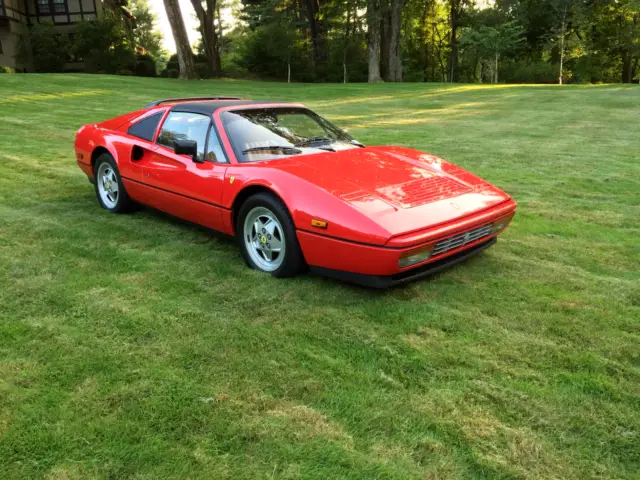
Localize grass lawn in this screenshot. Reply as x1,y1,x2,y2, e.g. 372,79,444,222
0,75,638,479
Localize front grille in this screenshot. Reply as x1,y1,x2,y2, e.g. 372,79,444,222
432,224,493,256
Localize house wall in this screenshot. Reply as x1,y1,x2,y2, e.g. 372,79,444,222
0,0,102,69
25,0,101,25
0,20,26,69
2,0,28,22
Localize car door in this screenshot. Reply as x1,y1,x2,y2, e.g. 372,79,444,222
141,110,228,232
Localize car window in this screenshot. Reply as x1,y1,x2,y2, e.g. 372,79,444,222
157,112,211,162
127,112,164,141
205,127,226,163
221,108,357,163
277,113,327,139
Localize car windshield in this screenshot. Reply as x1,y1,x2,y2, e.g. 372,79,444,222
221,107,361,163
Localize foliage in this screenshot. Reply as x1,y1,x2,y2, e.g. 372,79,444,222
241,22,313,81
134,53,158,77
131,0,168,74
16,22,70,73
460,20,525,83
0,65,15,73
74,12,135,74
130,0,164,59
503,59,559,84
210,0,640,83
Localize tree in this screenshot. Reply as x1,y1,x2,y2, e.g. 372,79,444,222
303,0,329,77
16,22,70,73
74,12,136,74
191,0,222,77
163,0,198,79
447,0,471,82
461,20,524,83
386,0,408,81
367,0,384,82
130,0,164,58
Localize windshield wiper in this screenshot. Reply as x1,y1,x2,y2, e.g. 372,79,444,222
242,145,302,155
294,136,335,148
295,136,339,152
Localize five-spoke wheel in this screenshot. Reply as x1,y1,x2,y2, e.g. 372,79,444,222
243,206,286,272
97,162,120,209
237,193,305,277
93,153,133,213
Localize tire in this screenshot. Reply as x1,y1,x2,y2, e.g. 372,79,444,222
236,193,305,278
93,153,134,213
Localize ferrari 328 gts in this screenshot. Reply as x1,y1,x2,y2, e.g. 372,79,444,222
75,97,516,288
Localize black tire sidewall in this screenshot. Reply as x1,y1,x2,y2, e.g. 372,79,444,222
236,193,305,277
93,154,131,213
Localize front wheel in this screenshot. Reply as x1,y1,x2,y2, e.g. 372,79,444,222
93,153,134,213
236,193,305,277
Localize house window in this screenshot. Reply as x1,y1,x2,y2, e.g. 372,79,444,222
38,0,67,14
53,0,66,13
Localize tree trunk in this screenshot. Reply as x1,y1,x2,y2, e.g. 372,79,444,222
303,0,328,77
190,0,221,77
559,5,566,85
386,0,405,82
494,51,499,84
448,0,460,83
622,54,633,83
380,9,391,81
163,0,197,79
367,0,383,82
216,1,223,46
343,50,347,84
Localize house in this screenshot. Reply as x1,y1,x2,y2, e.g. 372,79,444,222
0,0,103,70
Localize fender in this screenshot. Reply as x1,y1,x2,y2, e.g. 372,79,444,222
221,166,392,245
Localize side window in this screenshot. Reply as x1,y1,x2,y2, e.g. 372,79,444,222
157,112,211,162
127,112,163,141
205,127,227,163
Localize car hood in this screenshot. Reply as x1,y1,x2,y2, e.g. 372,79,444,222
272,146,512,239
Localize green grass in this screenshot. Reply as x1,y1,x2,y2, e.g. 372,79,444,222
0,75,638,479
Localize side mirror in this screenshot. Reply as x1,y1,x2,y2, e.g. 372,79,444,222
173,139,202,163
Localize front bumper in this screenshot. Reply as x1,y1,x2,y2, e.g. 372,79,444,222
310,237,497,288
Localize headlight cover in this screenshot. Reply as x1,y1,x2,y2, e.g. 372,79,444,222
491,213,515,233
399,246,433,268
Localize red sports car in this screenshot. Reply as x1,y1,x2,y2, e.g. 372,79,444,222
75,97,516,288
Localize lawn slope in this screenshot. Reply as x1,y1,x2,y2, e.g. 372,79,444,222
0,75,639,479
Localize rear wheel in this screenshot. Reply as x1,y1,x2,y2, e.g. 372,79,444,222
237,193,305,277
93,153,133,213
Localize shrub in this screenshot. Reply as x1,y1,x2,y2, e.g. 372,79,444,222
0,65,15,73
221,51,250,78
165,68,179,78
195,62,211,79
74,12,136,74
134,53,157,77
242,23,314,82
504,60,558,84
17,22,69,73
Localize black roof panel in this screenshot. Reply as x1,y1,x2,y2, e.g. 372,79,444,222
169,100,299,116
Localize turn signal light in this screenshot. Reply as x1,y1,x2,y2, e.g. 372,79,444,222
311,219,328,229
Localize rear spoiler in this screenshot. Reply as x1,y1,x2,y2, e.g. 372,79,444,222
145,97,242,108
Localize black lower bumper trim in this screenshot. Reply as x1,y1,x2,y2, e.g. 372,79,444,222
309,238,497,289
